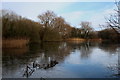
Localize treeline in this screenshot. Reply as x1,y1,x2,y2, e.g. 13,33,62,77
98,28,120,42
2,10,72,43
2,10,41,43
70,22,98,39
1,10,120,43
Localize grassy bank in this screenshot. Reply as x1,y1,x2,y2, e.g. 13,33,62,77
2,39,29,48
2,38,102,48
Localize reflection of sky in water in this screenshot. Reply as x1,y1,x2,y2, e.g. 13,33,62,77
62,47,118,78
90,48,118,66
65,49,81,65
2,42,119,78
65,47,118,66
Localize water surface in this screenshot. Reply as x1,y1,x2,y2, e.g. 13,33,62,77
2,41,119,78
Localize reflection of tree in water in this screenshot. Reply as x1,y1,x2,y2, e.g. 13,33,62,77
118,48,120,76
2,42,72,78
39,42,72,63
79,42,95,59
98,42,119,55
2,46,45,77
98,42,120,77
67,41,97,59
3,42,71,65
3,41,119,78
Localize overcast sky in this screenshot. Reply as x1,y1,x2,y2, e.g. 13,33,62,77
2,2,116,30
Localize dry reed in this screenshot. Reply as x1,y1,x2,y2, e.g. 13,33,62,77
66,38,86,41
2,39,29,48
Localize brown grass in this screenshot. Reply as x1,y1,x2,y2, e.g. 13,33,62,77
66,38,86,41
2,39,29,48
0,38,2,49
88,38,102,42
66,38,102,43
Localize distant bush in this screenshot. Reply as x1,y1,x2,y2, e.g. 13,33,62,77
98,28,119,42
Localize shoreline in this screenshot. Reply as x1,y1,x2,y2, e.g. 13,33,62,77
2,38,103,48
65,38,102,41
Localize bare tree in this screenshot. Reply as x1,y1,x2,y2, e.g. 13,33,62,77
53,17,72,39
106,1,120,34
2,10,21,21
38,11,72,40
38,11,57,41
38,10,56,28
53,17,67,37
80,21,93,39
53,17,65,30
